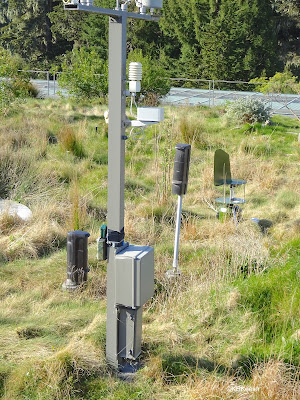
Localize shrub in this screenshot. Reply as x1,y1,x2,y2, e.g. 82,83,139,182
58,48,108,99
226,97,271,124
250,72,300,95
0,48,37,113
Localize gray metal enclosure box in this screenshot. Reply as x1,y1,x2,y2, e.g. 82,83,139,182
115,245,154,308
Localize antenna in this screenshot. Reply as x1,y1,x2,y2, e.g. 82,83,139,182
214,149,247,224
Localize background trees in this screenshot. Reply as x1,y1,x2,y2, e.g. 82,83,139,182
274,0,300,76
0,0,299,82
0,0,61,66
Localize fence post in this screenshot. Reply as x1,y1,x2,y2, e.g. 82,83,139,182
53,73,56,95
47,71,50,97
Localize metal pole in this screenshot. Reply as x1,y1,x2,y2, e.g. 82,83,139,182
173,195,183,271
53,73,56,95
63,2,161,373
47,71,50,97
106,14,127,370
107,15,126,240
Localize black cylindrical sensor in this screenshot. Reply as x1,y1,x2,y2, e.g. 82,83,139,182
172,143,191,195
63,230,90,290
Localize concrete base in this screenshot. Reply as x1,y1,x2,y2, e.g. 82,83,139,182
166,268,182,279
62,279,79,290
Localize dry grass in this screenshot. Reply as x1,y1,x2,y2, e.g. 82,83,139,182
0,100,300,398
252,361,300,400
0,200,68,260
4,338,107,400
178,360,300,400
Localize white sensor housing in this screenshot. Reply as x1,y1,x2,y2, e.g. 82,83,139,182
137,107,164,122
142,0,163,9
129,62,142,81
129,62,142,94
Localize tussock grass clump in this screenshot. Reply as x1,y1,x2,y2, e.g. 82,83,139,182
58,125,85,158
240,135,274,157
0,212,23,235
0,218,66,260
4,339,106,400
252,361,300,400
177,116,208,148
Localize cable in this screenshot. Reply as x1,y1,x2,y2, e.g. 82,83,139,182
130,93,138,117
129,126,145,140
130,95,134,116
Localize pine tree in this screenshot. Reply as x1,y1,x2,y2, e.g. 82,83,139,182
273,0,300,76
0,0,61,66
161,0,210,78
161,0,279,81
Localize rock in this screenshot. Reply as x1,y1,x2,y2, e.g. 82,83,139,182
0,200,32,221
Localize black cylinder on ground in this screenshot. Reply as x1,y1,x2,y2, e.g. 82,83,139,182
172,143,191,196
64,230,90,289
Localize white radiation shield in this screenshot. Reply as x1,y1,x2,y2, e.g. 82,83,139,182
142,0,163,9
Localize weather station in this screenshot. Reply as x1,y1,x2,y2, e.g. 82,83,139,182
63,0,164,374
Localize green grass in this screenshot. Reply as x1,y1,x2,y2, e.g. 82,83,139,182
0,99,300,399
235,238,300,365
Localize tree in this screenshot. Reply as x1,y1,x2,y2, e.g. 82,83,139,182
0,0,61,66
160,0,210,79
127,49,171,104
160,0,279,81
0,0,9,29
273,0,300,77
200,0,278,81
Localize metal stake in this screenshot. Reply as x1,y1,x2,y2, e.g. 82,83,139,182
172,195,183,273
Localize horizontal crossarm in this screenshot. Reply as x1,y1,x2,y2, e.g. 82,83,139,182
64,3,160,21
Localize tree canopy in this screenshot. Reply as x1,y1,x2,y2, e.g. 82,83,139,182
0,0,299,81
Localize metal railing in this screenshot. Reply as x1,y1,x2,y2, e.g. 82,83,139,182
16,70,300,118
17,70,63,98
162,78,300,119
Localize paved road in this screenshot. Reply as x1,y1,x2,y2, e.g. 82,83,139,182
31,79,300,118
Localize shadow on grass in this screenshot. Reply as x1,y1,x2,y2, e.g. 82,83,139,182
161,354,226,384
73,114,105,122
160,353,258,384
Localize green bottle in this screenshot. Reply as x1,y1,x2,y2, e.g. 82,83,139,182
97,224,107,260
